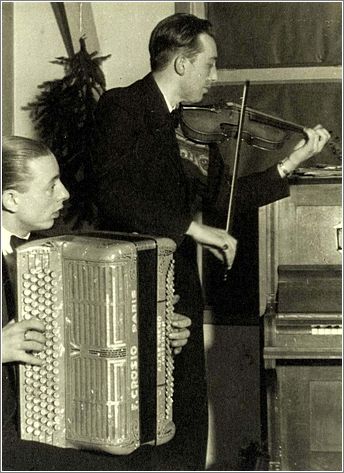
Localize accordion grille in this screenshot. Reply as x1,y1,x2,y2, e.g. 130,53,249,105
65,260,128,347
64,260,134,445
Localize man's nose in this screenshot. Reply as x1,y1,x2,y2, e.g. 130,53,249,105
209,66,218,83
59,182,70,201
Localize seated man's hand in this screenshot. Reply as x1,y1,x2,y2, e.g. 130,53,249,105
2,318,46,365
169,313,191,355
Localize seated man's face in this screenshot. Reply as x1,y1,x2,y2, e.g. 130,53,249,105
15,154,70,234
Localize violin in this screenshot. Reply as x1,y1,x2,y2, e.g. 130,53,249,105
180,80,341,280
180,102,341,159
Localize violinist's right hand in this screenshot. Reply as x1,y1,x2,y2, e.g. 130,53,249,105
2,318,46,365
186,221,237,269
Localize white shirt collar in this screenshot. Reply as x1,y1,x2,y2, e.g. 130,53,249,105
1,226,30,255
160,90,177,113
153,74,178,112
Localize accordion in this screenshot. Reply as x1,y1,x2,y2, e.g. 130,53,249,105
16,232,176,455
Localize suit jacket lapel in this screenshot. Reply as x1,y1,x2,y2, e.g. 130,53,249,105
141,74,186,178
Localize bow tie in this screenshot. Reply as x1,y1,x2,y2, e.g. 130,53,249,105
10,235,27,252
170,108,181,129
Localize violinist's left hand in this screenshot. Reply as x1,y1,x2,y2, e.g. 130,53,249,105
281,125,331,174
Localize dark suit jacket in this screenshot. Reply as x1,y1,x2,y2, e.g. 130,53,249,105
91,73,194,245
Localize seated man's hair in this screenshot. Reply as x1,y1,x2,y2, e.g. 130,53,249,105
2,135,54,192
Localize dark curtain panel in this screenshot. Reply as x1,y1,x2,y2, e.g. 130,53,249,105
208,2,342,68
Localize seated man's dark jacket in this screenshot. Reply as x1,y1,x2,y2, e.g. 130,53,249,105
2,256,17,429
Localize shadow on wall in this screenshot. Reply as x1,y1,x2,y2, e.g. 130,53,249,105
204,325,265,470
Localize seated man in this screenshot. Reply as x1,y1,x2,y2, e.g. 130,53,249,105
2,135,191,471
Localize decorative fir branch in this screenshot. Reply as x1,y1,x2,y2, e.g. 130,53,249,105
23,37,111,229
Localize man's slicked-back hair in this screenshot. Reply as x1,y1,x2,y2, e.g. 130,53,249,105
2,135,55,192
149,13,214,72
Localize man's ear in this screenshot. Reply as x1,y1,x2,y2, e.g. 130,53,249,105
2,189,20,213
174,55,186,76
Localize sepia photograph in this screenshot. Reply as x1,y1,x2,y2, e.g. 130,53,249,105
1,1,342,471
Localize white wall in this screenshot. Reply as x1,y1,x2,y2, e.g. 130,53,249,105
13,2,65,138
92,2,174,88
11,1,175,138
2,2,14,135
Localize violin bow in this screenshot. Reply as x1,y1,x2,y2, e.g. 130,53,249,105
224,80,250,279
225,80,250,233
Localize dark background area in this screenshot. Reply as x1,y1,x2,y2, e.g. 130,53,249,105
208,2,342,69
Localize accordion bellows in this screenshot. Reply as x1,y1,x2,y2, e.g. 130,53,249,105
16,233,176,455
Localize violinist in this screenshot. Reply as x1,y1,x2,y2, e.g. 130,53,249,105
90,13,330,470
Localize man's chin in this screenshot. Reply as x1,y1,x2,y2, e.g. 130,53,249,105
196,90,209,102
183,98,203,106
35,220,55,231
182,91,208,105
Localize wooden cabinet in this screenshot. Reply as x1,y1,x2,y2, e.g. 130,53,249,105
259,176,342,471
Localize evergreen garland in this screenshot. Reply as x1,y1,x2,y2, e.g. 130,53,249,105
23,37,111,229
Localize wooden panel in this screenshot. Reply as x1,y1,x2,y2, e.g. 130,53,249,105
277,265,342,313
277,183,342,266
310,381,342,452
267,364,342,471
